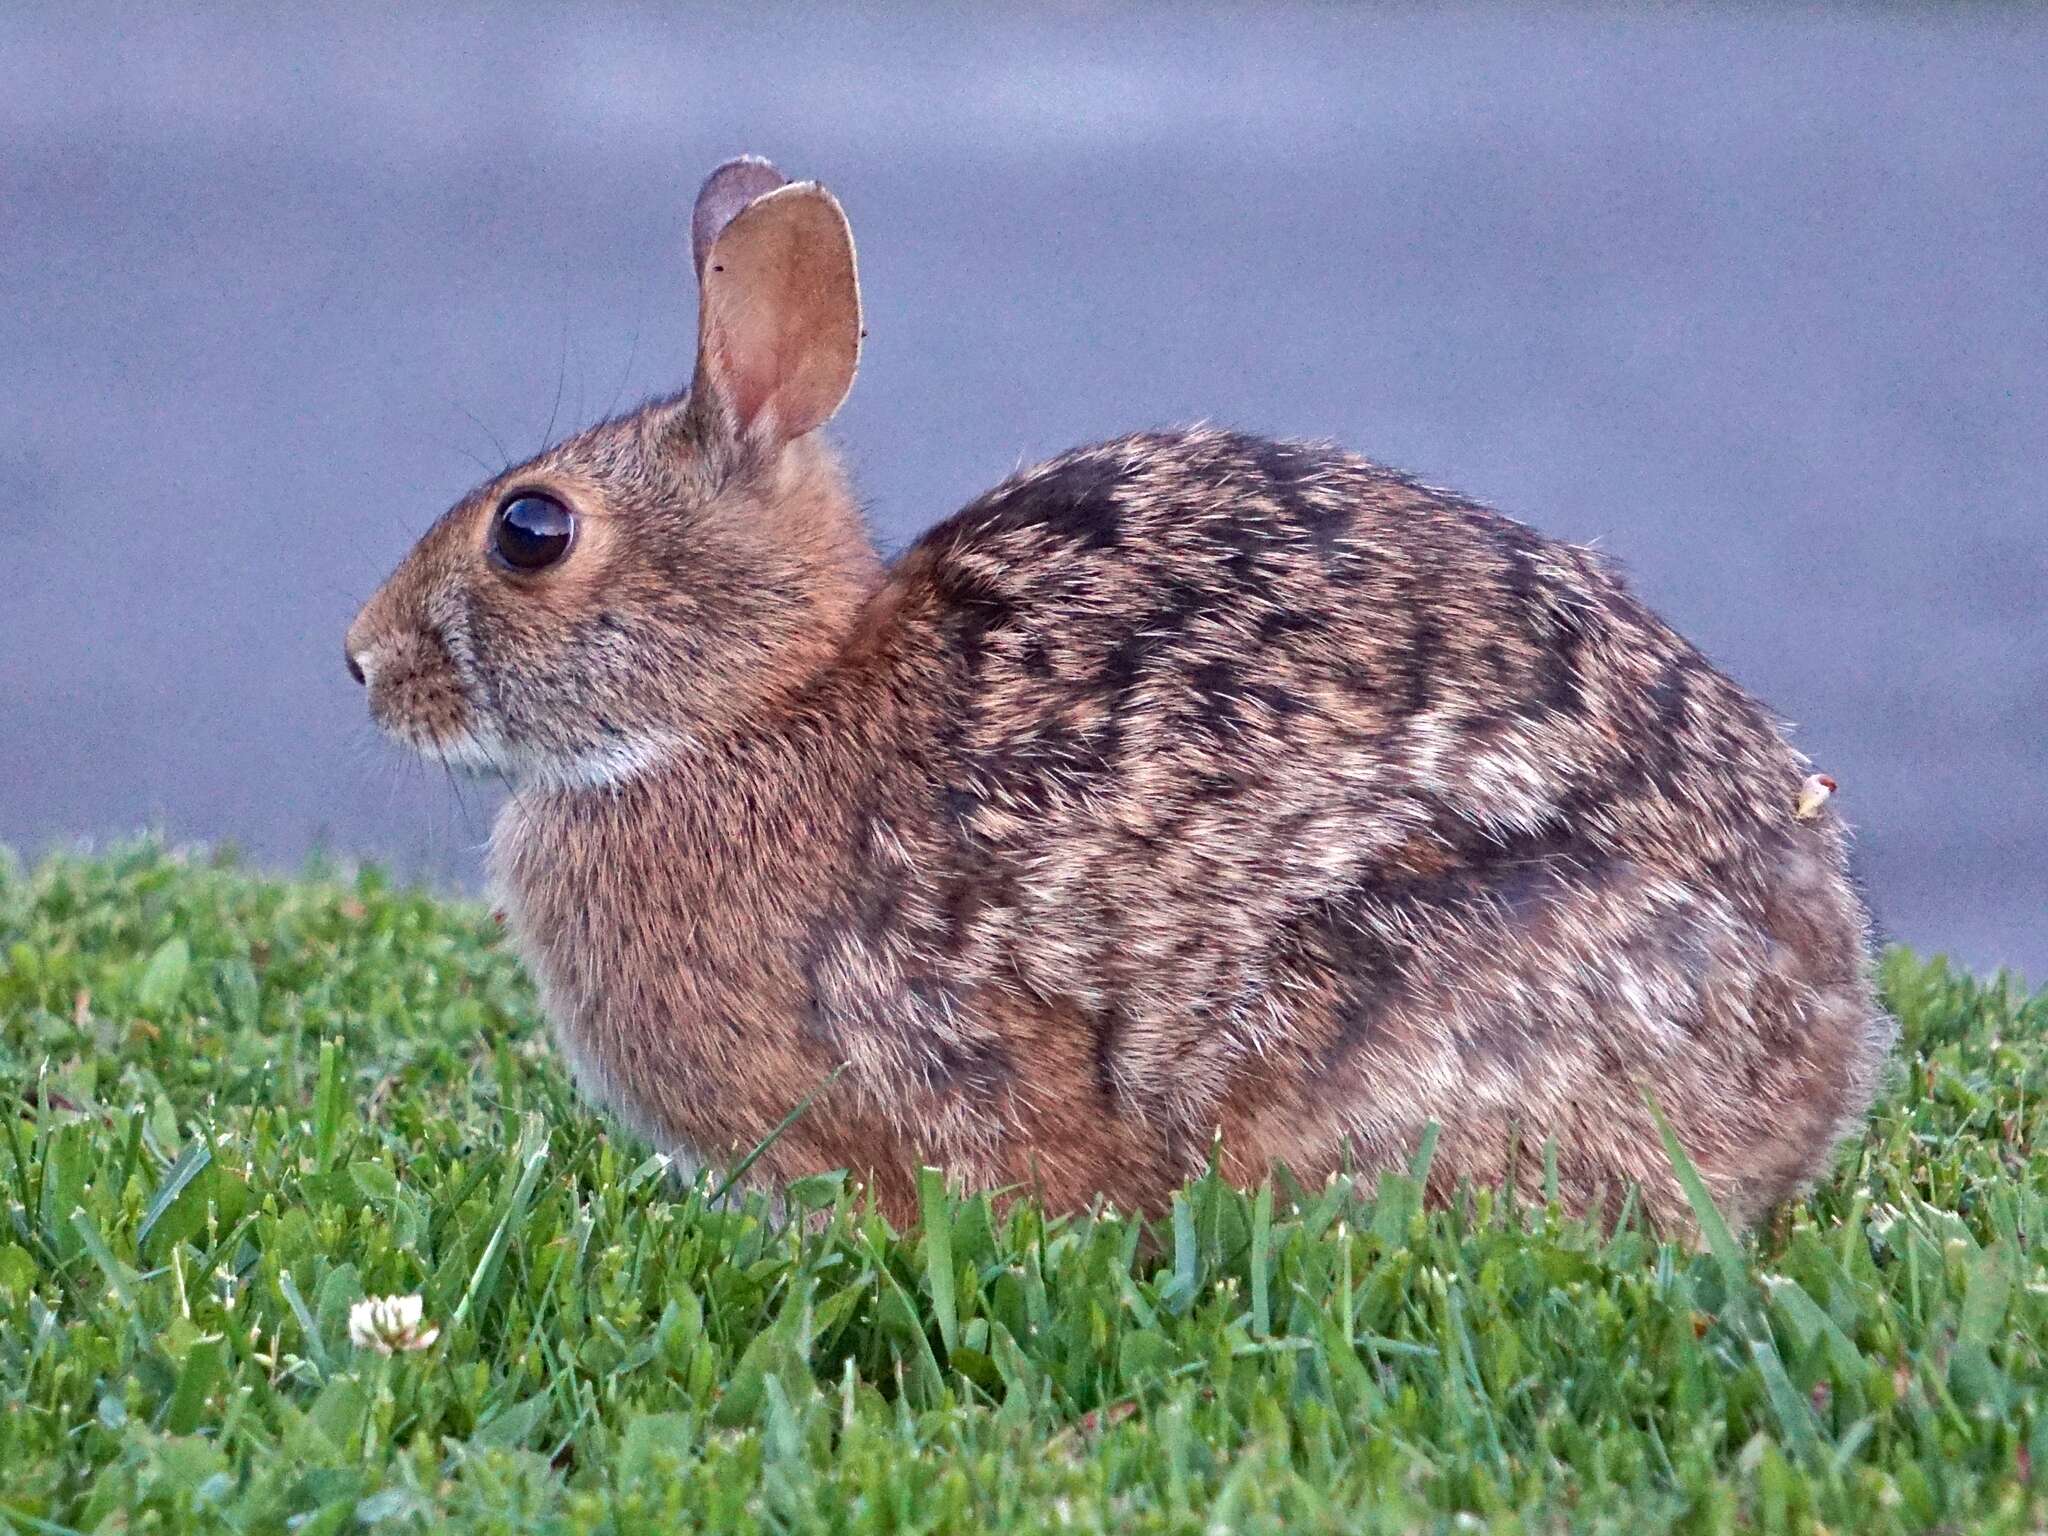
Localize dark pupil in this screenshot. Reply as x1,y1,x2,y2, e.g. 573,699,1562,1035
494,495,574,570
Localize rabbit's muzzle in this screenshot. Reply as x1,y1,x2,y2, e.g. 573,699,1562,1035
348,620,478,761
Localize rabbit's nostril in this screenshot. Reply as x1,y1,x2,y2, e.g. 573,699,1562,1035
346,648,367,686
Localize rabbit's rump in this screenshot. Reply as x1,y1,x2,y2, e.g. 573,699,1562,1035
824,429,1891,1226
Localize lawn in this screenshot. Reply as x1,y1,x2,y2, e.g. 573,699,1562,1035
0,844,2042,1534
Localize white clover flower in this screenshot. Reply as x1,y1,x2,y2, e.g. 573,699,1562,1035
347,1294,440,1355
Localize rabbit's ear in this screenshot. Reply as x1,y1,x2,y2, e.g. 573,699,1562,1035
691,156,789,278
690,159,861,446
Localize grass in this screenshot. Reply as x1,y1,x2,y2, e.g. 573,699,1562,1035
0,843,2042,1534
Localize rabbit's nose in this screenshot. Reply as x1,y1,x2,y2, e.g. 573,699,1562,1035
346,646,367,686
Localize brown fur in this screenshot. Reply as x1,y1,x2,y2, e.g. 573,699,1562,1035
347,160,1893,1231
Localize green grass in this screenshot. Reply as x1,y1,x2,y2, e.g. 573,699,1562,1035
0,843,2042,1534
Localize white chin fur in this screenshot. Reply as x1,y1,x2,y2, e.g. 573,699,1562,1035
424,726,684,792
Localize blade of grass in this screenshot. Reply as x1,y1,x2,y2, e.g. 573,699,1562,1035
69,1206,137,1313
918,1166,960,1356
1647,1097,1745,1291
0,1500,89,1536
1166,1192,1198,1315
277,1271,329,1375
1408,1122,1441,1186
312,1038,343,1174
708,1064,845,1208
1650,1094,1818,1460
452,1117,550,1330
1250,1182,1273,1339
137,1136,212,1248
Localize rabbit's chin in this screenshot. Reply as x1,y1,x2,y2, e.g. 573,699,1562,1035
415,722,689,794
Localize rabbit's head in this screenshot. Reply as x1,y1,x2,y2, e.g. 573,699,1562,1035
345,157,873,789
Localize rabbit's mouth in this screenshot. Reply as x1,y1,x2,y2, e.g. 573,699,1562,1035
375,709,505,783
413,716,690,795
358,665,506,777
420,725,512,779
357,638,484,759
365,696,515,784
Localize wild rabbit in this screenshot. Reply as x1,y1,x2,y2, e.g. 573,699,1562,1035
347,156,1892,1230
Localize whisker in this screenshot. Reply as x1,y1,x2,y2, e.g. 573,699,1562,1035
442,757,483,848
602,256,653,423
455,403,513,474
540,309,570,456
444,439,497,479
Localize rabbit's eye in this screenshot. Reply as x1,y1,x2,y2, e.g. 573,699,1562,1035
492,494,575,572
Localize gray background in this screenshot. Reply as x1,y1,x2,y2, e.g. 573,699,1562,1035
3,6,2042,977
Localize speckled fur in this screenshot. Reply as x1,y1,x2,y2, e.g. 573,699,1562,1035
348,166,1892,1233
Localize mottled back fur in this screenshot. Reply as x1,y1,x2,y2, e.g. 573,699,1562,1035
349,158,1892,1231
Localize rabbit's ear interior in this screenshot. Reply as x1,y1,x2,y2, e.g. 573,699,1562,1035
691,163,861,446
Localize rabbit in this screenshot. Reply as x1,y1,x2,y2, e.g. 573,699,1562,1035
346,155,1894,1232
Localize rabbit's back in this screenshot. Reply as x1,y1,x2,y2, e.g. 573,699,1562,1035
848,428,1888,1222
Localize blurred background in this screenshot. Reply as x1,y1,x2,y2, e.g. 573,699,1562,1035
3,5,2042,976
